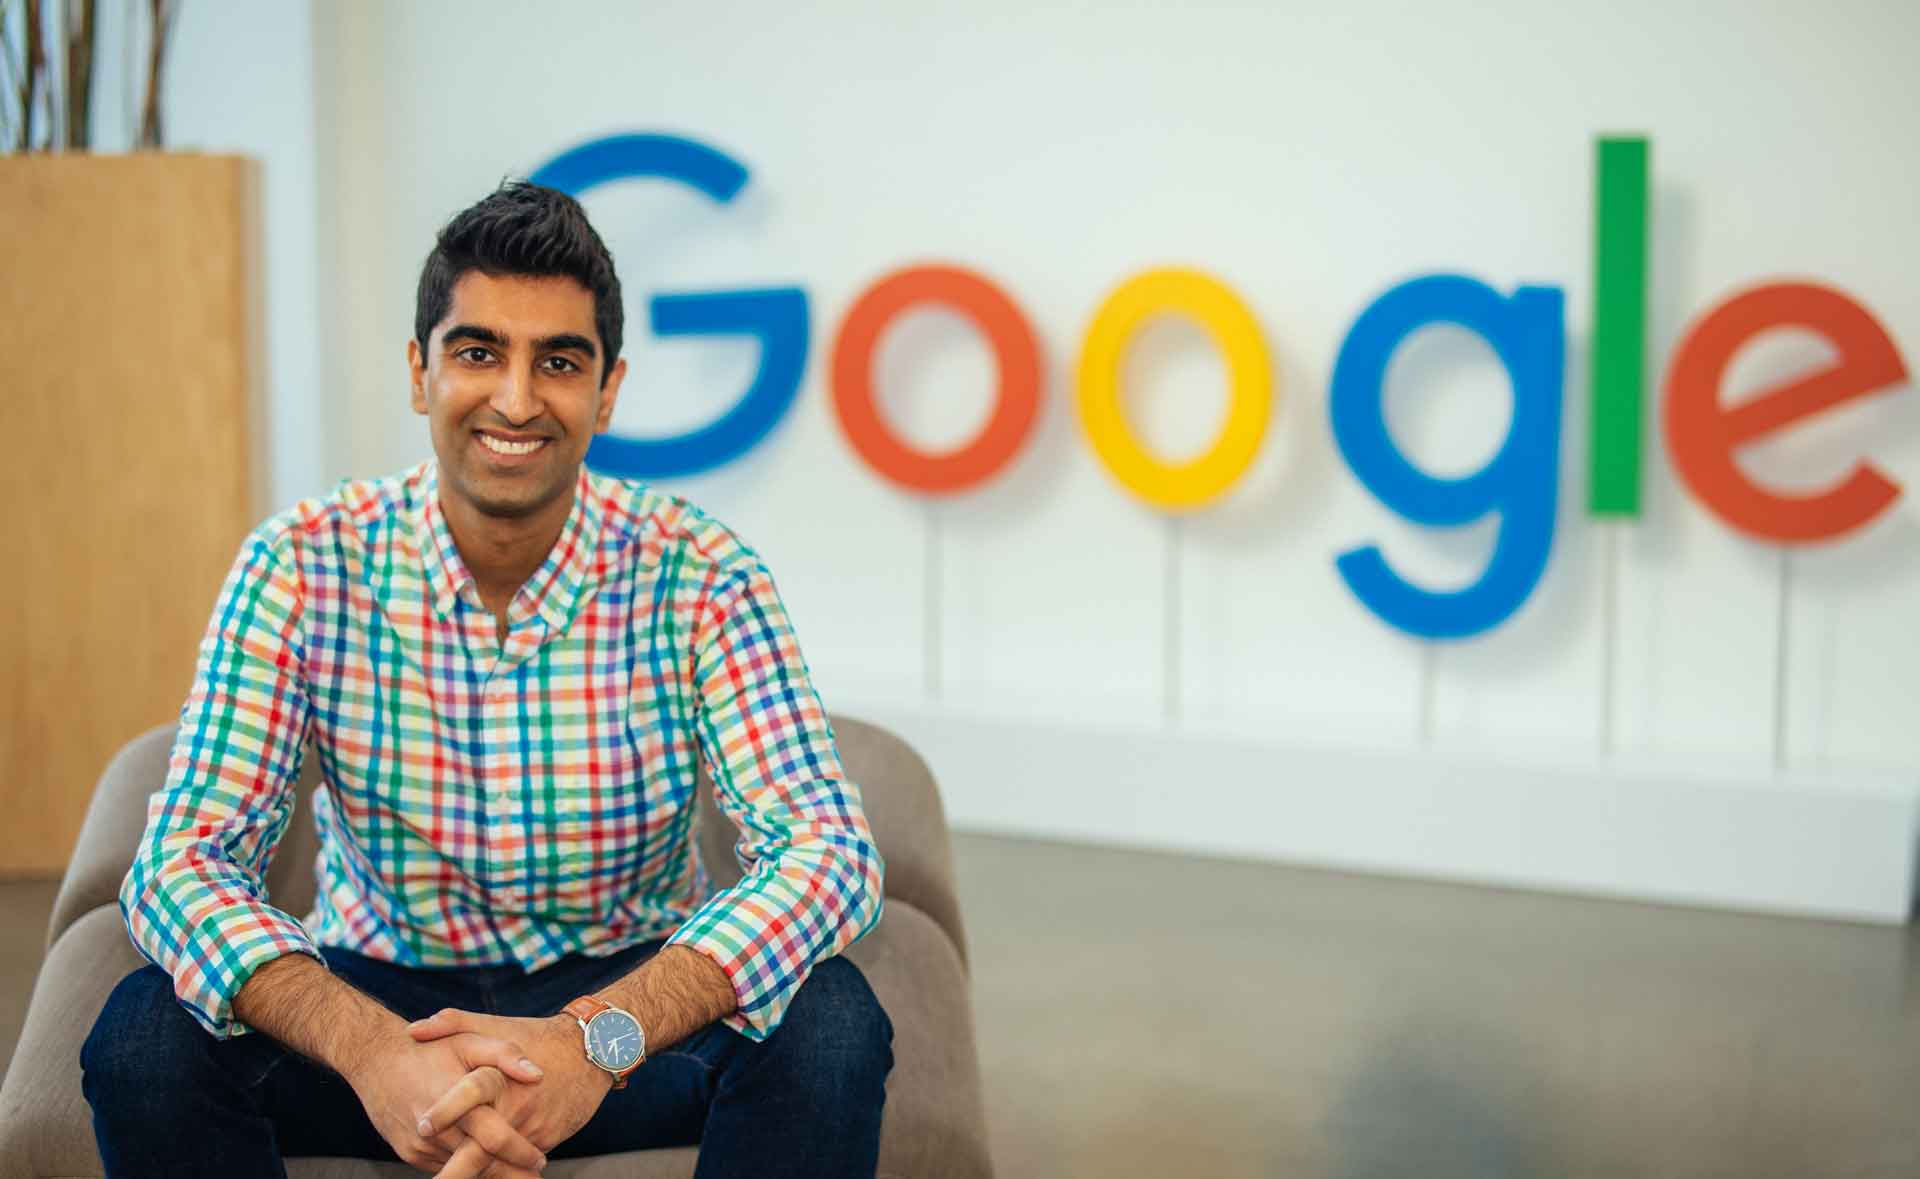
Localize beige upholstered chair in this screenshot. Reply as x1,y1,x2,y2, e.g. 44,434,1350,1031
0,717,992,1178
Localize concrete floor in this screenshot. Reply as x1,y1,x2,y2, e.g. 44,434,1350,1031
947,833,1920,1179
7,837,1920,1177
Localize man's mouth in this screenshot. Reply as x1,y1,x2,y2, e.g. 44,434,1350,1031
475,431,551,457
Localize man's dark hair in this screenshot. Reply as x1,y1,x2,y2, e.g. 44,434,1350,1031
414,181,624,385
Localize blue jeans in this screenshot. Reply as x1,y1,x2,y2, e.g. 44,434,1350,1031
80,943,892,1178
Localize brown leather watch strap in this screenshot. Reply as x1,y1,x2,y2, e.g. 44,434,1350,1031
563,995,609,1024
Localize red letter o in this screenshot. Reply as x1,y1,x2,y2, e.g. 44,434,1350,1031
830,264,1041,494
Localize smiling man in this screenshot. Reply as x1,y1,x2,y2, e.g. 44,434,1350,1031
80,182,891,1178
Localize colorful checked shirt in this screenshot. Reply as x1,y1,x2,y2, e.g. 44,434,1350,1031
120,461,883,1041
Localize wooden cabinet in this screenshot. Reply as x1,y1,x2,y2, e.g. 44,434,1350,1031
0,154,261,876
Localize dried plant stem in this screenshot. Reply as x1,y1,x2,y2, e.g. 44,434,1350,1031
136,0,169,149
0,1,18,149
21,0,41,150
65,0,93,149
1,0,167,155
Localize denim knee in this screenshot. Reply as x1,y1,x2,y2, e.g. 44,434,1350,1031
771,956,894,1095
84,965,309,1176
81,965,236,1119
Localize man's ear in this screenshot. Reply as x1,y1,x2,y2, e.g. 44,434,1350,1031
594,356,629,433
408,337,429,415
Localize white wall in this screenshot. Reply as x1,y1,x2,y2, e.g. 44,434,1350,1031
291,0,1919,917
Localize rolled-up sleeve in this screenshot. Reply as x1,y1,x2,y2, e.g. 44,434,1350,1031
667,559,885,1040
119,524,321,1038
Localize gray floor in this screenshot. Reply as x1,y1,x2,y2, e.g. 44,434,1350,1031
8,838,1920,1177
947,833,1920,1179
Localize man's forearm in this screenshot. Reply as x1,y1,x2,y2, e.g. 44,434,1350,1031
589,945,736,1054
233,951,404,1076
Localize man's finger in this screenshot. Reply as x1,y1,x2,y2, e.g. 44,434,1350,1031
427,1125,467,1165
409,1007,473,1042
457,1104,547,1173
432,1138,543,1179
431,1139,493,1179
400,1125,461,1172
417,1066,507,1138
448,1031,545,1083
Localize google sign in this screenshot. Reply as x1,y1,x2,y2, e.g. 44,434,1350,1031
531,133,1911,641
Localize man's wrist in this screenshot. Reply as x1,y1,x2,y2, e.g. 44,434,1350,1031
233,952,405,1079
332,1007,410,1080
592,944,735,1057
548,1012,617,1095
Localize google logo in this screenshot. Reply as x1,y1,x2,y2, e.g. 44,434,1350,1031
531,133,1911,641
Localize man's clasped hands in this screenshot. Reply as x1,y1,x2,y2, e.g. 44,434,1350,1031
347,1007,612,1179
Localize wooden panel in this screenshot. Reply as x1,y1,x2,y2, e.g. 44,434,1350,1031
0,154,259,876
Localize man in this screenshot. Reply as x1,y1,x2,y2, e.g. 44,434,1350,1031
80,182,892,1178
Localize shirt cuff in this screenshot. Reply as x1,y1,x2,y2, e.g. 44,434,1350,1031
665,897,802,1042
176,904,326,1040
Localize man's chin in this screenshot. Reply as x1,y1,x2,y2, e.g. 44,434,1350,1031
448,469,573,521
468,494,546,520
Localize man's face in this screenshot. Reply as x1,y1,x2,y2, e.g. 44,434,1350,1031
409,271,627,521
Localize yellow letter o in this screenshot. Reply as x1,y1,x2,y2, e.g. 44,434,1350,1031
1076,268,1274,511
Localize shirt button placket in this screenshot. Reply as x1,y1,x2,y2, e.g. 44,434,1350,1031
483,673,516,910
489,683,511,814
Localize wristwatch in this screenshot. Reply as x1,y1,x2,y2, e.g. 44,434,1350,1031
563,996,647,1089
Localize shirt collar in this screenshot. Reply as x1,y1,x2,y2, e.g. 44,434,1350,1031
413,461,603,633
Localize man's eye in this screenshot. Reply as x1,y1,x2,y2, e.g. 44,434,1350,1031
542,356,579,373
458,346,492,363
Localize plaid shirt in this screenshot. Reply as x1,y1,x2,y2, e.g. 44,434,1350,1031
121,462,883,1041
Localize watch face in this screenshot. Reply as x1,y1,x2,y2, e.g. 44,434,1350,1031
586,1009,644,1072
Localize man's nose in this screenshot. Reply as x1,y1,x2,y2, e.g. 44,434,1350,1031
490,363,540,424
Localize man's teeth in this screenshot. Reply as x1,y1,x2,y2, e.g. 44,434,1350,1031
479,434,546,456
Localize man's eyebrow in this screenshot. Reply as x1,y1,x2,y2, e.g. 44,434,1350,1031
535,332,597,358
440,324,505,349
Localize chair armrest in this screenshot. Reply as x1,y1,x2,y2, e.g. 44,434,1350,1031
833,715,969,969
696,714,971,969
46,724,175,950
0,906,147,1179
845,901,993,1179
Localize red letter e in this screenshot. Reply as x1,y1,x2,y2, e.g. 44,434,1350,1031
1665,282,1908,543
